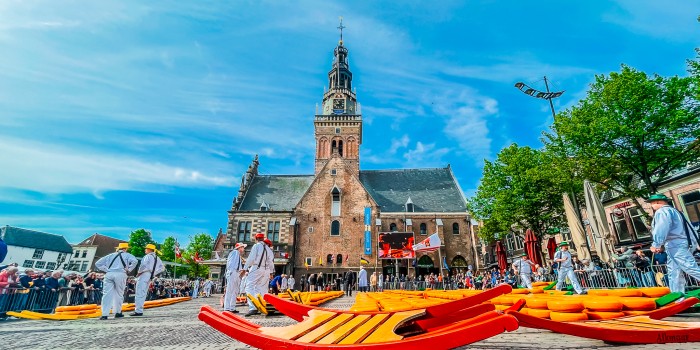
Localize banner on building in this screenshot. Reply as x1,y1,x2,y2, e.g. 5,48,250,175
378,231,415,259
364,207,372,255
413,233,441,252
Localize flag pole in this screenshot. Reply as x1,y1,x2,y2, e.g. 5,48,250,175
438,246,443,277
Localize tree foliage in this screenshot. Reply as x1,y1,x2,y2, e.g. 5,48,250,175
159,236,177,262
543,65,700,204
468,144,577,243
127,229,155,258
183,233,214,278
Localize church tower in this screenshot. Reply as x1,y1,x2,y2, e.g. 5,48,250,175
314,19,362,175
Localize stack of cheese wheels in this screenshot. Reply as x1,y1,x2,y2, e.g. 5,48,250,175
546,298,588,321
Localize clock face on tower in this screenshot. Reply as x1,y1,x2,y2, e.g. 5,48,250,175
332,98,345,113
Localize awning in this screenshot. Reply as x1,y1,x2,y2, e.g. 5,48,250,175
375,218,382,226
289,217,297,225
405,218,413,226
436,218,443,226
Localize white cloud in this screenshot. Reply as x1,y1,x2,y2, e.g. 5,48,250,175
403,142,451,166
0,136,234,195
389,135,410,154
604,0,700,42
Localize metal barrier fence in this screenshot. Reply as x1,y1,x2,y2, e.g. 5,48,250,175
1,288,103,318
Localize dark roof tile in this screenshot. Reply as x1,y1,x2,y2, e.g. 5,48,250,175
0,225,73,253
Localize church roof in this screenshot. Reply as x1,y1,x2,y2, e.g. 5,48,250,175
1,225,74,253
359,167,468,212
237,175,315,211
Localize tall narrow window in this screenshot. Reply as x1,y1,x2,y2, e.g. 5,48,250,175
331,187,341,216
390,223,397,232
420,223,427,235
238,221,252,242
267,221,281,242
331,220,340,236
452,223,460,235
338,140,344,156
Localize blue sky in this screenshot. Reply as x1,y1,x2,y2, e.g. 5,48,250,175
1,1,698,246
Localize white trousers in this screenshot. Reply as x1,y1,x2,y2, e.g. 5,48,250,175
666,245,700,294
245,268,269,311
224,274,241,311
556,267,583,294
519,273,533,289
101,271,127,316
134,275,150,314
192,284,199,298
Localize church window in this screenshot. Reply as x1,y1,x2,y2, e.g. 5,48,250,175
305,257,313,267
338,140,344,156
331,169,337,176
331,220,340,236
237,221,252,242
335,128,341,134
331,187,341,216
267,221,280,242
390,223,397,232
452,223,460,235
336,254,343,264
327,254,334,264
420,223,427,235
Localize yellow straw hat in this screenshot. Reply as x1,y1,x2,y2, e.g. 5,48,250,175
116,242,129,251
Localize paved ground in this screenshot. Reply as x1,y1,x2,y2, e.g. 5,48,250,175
1,294,699,349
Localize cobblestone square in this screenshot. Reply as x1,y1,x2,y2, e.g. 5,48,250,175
1,295,699,350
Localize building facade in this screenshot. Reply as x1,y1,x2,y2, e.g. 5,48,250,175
70,233,128,273
226,34,476,286
0,225,73,272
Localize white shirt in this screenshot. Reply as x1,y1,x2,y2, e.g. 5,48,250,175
226,249,243,276
138,252,165,278
288,277,295,289
243,242,273,272
95,250,138,273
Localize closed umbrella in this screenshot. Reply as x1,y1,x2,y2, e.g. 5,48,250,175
546,237,557,260
495,241,507,273
524,229,543,266
583,180,616,264
563,193,591,261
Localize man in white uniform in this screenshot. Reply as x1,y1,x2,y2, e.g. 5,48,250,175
203,279,213,297
243,233,274,316
192,278,200,298
95,243,137,320
223,242,246,313
131,244,165,316
512,253,536,289
648,194,700,297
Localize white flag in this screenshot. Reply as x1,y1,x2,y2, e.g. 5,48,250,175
413,233,441,252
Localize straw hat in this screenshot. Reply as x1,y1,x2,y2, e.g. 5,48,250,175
234,242,247,250
116,242,129,251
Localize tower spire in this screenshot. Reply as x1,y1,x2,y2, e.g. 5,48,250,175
337,16,345,44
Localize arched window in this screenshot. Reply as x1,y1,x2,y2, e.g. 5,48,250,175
338,140,344,156
336,254,343,264
331,187,341,216
452,223,459,235
419,223,427,235
331,220,340,236
389,223,397,232
327,254,334,264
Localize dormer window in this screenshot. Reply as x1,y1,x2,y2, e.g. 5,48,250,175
405,197,414,212
260,201,270,211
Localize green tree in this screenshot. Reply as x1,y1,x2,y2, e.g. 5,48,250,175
467,144,575,243
183,233,214,278
544,65,700,206
127,229,155,258
160,236,177,262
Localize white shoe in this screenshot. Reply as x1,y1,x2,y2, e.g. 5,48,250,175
675,297,686,304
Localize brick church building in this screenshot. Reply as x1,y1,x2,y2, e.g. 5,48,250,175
226,31,478,287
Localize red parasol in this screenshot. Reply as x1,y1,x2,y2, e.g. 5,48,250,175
495,241,507,273
546,237,557,260
524,229,543,266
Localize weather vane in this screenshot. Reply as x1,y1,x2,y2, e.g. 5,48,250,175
338,16,345,42
514,76,565,118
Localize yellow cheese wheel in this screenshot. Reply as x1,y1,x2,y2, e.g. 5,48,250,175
550,311,588,322
547,300,585,312
494,304,511,311
586,290,609,296
622,310,648,316
640,287,670,298
519,307,531,315
582,299,623,312
525,298,550,309
532,281,551,287
619,297,657,311
511,289,531,294
605,289,643,297
584,310,625,320
530,287,545,294
527,308,552,319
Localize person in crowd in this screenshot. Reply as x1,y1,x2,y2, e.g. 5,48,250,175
648,194,700,297
308,273,316,292
287,274,295,292
358,266,368,292
370,272,377,292
280,274,288,292
242,233,273,316
223,242,246,313
553,241,586,294
512,253,535,289
203,279,213,298
612,246,634,286
653,250,669,286
343,270,355,296
95,242,137,320
131,244,165,317
0,266,19,291
632,249,653,287
377,272,383,292
269,274,282,295
316,272,324,292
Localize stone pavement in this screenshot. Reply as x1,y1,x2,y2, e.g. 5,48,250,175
0,294,699,350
